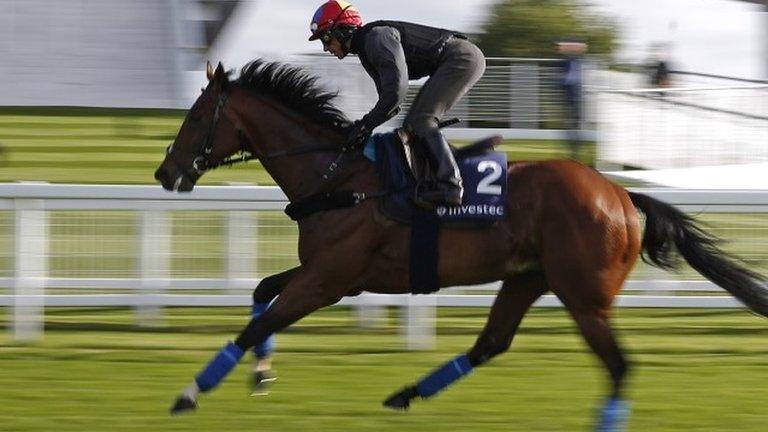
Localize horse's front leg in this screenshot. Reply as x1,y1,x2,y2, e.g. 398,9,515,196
249,267,300,395
170,268,344,415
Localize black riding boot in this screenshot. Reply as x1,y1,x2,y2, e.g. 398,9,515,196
415,130,463,207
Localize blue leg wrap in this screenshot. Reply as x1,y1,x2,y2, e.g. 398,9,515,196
415,354,473,398
596,397,630,432
252,303,275,358
195,341,245,392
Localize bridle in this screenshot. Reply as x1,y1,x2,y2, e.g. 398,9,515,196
188,90,253,176
185,87,358,184
174,83,426,220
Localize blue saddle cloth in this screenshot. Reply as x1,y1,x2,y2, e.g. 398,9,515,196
364,132,507,295
364,132,508,224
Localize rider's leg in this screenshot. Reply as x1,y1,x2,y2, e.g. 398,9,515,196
405,38,486,206
415,130,463,206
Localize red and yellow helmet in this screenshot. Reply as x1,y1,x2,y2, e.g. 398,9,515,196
309,1,363,42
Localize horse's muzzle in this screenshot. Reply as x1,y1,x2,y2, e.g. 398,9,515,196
155,164,195,192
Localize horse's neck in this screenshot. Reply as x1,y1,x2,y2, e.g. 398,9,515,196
237,97,345,201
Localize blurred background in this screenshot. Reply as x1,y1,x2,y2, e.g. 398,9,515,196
0,1,766,431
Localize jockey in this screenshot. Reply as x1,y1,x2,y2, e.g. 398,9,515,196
309,1,486,207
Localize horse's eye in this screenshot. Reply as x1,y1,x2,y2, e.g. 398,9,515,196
189,114,201,123
166,143,174,155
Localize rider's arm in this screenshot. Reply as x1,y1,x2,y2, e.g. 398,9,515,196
360,26,408,130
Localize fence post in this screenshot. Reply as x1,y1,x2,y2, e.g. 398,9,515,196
403,294,436,350
227,210,255,294
139,210,170,326
13,199,48,341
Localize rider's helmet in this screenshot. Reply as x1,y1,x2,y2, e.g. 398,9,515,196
308,1,363,44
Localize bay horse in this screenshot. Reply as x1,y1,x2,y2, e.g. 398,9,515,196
155,61,768,429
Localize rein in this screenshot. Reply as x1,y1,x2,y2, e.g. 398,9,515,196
190,89,380,220
188,91,465,220
191,89,350,173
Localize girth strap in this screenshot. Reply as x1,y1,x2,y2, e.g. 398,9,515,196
285,190,383,221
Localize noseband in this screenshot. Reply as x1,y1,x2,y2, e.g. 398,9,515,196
190,91,255,176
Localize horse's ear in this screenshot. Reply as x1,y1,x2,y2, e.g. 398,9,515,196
212,62,229,90
215,62,225,80
206,61,214,81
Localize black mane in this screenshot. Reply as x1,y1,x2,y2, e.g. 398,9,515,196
234,59,351,132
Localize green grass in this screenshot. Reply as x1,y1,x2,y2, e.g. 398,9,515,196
0,307,765,431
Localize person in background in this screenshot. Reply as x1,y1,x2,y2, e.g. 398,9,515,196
554,39,588,161
308,0,487,207
648,42,672,89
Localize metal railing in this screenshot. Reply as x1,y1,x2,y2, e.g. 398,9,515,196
597,84,768,169
290,55,596,141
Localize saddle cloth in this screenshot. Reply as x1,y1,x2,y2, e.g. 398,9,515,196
363,132,507,294
364,132,508,225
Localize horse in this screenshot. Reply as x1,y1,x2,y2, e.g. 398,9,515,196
155,60,768,429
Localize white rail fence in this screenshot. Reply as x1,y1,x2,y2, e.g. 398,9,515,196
597,84,768,170
2,184,767,347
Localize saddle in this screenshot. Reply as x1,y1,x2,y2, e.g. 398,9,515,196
364,126,508,295
365,124,507,225
395,126,501,186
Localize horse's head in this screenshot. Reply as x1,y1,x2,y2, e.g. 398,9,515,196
155,62,246,192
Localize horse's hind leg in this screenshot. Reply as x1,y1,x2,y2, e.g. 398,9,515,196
555,290,631,431
249,267,300,395
383,272,547,410
540,230,633,430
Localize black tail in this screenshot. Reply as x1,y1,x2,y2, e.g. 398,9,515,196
628,191,768,317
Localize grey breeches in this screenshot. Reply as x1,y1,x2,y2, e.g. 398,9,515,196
404,38,486,137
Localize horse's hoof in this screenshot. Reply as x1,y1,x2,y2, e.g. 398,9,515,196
170,395,197,415
382,387,416,411
250,370,277,396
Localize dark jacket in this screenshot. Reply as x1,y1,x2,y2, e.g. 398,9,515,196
349,20,466,129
